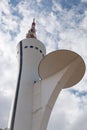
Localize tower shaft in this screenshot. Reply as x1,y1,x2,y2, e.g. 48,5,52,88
8,38,46,130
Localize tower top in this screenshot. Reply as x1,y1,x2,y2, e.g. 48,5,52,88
26,18,36,39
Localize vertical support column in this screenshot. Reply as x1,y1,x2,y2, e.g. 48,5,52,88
32,56,82,130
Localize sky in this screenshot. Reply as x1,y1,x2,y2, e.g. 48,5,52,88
0,0,87,130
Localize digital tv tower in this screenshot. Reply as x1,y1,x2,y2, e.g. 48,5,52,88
8,19,85,130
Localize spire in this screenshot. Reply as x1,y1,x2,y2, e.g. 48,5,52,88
26,18,36,39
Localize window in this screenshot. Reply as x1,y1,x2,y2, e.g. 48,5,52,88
24,46,28,48
30,45,33,48
17,51,19,54
35,47,38,50
40,50,42,53
42,54,44,57
34,81,36,83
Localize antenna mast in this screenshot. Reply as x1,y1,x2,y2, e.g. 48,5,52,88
26,18,36,38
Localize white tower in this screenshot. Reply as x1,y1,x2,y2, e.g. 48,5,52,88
8,19,85,130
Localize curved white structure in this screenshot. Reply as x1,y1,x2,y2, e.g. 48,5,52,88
8,38,46,130
39,50,85,88
32,50,85,130
8,20,86,130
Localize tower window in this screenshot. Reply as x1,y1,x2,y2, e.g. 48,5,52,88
17,51,19,54
42,54,44,57
30,45,33,48
40,50,42,53
24,46,28,48
34,81,36,83
35,47,38,50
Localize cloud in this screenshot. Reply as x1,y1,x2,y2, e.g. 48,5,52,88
48,90,87,130
0,93,11,128
82,0,87,2
70,106,87,130
0,0,87,129
36,0,42,3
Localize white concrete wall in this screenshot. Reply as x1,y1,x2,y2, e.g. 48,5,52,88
8,39,85,130
8,38,46,130
32,66,69,130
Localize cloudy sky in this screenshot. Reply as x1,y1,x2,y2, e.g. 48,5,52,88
0,0,87,130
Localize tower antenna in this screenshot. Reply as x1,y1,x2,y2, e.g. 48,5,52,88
26,18,36,38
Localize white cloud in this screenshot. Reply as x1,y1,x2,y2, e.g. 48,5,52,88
36,0,42,3
0,0,87,129
48,90,87,130
80,11,87,29
81,0,87,2
52,0,63,12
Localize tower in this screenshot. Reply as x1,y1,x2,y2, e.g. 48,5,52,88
8,19,85,130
